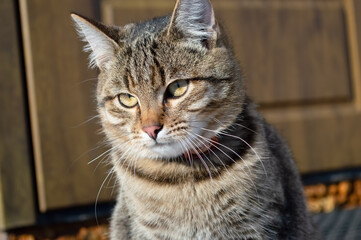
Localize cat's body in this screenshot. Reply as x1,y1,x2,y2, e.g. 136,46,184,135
72,0,318,239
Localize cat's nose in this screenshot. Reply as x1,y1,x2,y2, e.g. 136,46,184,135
142,124,163,140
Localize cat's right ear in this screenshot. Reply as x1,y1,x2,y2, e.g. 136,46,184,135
167,0,219,48
71,13,120,69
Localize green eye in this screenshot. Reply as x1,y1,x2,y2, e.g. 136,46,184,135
118,93,138,108
167,80,189,98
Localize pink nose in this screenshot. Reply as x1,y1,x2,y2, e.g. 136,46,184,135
142,125,163,140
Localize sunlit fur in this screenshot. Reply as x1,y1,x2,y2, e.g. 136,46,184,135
72,0,319,239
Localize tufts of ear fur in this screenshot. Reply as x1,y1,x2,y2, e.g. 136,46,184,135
71,13,120,69
169,0,218,44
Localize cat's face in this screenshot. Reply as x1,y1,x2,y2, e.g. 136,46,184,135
72,0,245,160
98,37,243,159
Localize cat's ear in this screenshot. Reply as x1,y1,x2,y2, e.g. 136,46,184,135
71,13,120,69
168,0,218,47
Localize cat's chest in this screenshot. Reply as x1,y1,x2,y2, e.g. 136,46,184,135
122,179,269,239
125,181,227,218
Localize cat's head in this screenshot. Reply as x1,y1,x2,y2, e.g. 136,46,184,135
72,0,245,160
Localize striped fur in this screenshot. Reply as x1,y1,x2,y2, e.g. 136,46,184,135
72,0,319,239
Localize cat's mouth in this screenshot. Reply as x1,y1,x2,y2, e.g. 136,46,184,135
146,134,219,159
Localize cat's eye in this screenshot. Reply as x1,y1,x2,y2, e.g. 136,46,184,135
167,80,189,98
118,93,138,108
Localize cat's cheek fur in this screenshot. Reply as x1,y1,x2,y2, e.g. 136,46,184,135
103,108,123,125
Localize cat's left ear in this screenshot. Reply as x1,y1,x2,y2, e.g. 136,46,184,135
71,13,121,69
168,0,219,48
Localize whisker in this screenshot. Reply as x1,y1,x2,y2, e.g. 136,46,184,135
112,146,134,192
187,131,228,171
177,138,193,166
201,127,268,179
93,152,112,173
69,140,107,171
189,130,260,201
95,163,116,225
110,176,120,196
73,77,98,87
72,115,99,128
95,144,134,223
186,133,220,176
213,117,257,134
88,148,113,165
184,130,219,174
183,135,213,180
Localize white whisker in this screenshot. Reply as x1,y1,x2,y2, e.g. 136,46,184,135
187,133,220,177
72,115,99,128
95,163,116,225
183,135,213,180
201,127,268,179
88,148,113,165
187,131,228,171
188,129,260,203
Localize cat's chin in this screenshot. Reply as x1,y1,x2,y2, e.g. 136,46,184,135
138,131,218,160
145,142,185,159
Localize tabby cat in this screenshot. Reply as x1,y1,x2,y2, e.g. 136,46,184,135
72,0,318,239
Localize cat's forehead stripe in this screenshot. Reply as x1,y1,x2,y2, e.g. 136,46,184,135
123,43,167,91
152,53,166,86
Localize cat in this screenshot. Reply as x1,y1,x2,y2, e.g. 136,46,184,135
72,0,319,239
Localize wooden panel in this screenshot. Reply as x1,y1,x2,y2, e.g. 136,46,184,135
263,106,361,173
345,0,361,110
213,0,351,106
19,0,112,211
0,0,36,229
260,0,361,173
102,0,174,25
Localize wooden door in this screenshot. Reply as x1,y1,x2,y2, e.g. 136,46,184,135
102,0,361,173
0,0,35,229
19,0,113,212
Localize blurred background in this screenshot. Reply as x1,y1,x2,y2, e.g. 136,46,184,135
1,0,361,239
